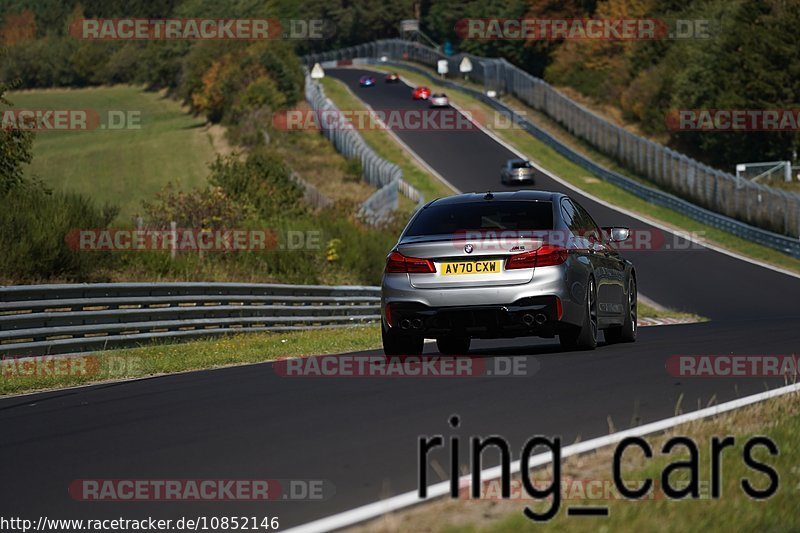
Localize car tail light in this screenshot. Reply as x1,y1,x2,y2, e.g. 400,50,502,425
535,245,570,267
505,245,568,270
385,251,436,273
385,303,393,327
505,250,537,269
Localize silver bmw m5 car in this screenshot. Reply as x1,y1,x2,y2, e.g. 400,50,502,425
380,191,637,355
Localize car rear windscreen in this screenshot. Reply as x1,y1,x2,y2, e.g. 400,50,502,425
404,201,553,236
511,161,530,169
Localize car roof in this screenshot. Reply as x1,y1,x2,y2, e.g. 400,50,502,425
426,190,562,207
506,158,529,164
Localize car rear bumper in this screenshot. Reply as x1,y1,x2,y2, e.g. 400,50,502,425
502,171,536,183
384,297,564,338
381,264,586,338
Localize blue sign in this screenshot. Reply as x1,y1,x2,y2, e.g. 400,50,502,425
443,40,454,56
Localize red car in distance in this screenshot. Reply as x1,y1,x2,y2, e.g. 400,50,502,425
412,86,431,100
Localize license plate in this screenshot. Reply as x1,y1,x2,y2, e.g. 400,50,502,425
440,260,502,276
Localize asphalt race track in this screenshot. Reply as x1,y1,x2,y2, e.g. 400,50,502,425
1,67,799,530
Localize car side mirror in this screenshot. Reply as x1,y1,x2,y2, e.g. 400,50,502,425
602,227,630,243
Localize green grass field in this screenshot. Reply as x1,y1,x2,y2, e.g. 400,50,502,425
9,85,217,222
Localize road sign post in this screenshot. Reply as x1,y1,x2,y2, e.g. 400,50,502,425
437,59,449,80
310,63,325,79
459,56,473,82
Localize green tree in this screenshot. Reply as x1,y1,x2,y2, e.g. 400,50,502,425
209,153,307,220
669,0,800,166
421,0,596,77
0,78,35,193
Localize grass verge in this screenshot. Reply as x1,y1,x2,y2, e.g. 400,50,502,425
366,64,800,276
0,325,381,397
0,303,697,398
353,389,800,532
11,85,218,223
638,302,704,322
273,101,377,204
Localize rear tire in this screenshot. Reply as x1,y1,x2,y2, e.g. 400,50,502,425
382,326,424,356
436,336,471,355
605,277,637,344
559,277,598,351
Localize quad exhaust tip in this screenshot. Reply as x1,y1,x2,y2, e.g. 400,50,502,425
400,318,423,330
522,313,548,326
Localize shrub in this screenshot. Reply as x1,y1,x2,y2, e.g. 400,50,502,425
0,78,35,193
141,183,253,230
209,153,307,220
0,184,118,282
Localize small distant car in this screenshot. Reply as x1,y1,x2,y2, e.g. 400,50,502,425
385,72,400,83
501,158,536,184
359,75,376,87
412,86,431,100
429,93,449,107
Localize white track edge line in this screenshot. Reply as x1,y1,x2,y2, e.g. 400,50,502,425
285,381,800,533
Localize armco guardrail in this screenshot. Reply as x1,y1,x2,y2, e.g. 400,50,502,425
304,39,800,259
0,283,380,357
290,171,334,210
304,69,425,223
358,178,398,225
